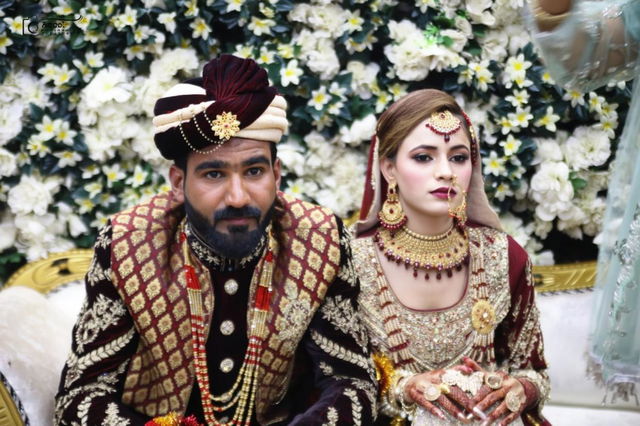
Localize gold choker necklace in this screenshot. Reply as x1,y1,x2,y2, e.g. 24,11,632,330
374,224,469,280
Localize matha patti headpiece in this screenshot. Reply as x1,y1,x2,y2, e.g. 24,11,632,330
425,110,462,142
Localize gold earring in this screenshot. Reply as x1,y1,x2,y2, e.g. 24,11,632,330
448,176,467,226
379,181,407,231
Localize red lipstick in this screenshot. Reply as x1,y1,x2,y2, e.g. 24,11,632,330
430,187,455,199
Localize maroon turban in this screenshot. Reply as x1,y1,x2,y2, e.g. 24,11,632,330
153,54,287,160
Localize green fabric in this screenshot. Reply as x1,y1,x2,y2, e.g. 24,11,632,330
527,0,640,394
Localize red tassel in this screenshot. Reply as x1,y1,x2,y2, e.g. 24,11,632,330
255,285,271,310
184,265,200,290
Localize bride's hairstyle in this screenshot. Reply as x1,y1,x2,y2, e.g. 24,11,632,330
376,89,473,160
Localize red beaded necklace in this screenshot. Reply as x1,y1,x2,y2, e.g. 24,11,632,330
181,223,276,426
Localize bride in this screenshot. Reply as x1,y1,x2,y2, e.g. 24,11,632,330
351,89,550,425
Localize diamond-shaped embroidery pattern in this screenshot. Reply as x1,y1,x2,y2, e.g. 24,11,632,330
256,194,342,415
111,193,212,417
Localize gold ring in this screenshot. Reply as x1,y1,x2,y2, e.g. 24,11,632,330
484,372,503,390
438,383,450,395
423,383,442,401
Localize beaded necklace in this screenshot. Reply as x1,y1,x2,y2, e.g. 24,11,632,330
374,224,469,280
181,223,277,426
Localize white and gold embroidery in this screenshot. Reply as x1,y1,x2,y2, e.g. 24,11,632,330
75,294,127,352
65,328,135,388
102,402,131,426
310,330,372,371
320,295,368,347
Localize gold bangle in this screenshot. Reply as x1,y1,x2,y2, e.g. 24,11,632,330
396,375,416,417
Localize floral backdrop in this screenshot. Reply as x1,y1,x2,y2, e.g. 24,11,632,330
0,0,630,283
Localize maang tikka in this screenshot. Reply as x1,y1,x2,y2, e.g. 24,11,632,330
378,181,407,231
425,110,462,142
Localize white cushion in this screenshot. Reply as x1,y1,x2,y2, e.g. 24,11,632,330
0,283,85,426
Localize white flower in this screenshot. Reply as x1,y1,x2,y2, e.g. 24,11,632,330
56,202,88,237
82,66,132,110
508,107,533,131
0,147,17,177
26,134,50,158
103,164,126,187
385,20,463,81
562,89,585,107
557,204,588,239
54,120,77,145
114,5,137,29
562,126,611,170
158,12,177,32
308,87,330,111
504,54,531,82
480,30,508,63
0,212,16,251
8,175,60,216
534,138,564,163
3,16,24,34
499,134,522,156
278,140,307,176
529,161,574,221
344,10,364,33
305,38,340,80
594,114,618,139
248,17,275,36
467,60,494,91
588,92,605,114
339,114,376,146
483,151,507,176
84,128,120,162
124,45,145,61
190,17,211,39
285,178,319,200
53,1,73,15
347,61,379,99
581,196,606,237
55,150,82,168
0,34,12,55
280,60,303,87
505,89,529,108
0,102,23,146
52,63,76,87
148,48,199,83
290,3,348,38
500,213,533,247
466,0,495,25
226,0,245,12
534,106,561,132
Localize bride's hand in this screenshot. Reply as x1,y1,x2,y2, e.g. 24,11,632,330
461,357,527,426
404,366,475,424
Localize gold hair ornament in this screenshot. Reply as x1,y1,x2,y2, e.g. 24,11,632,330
425,110,462,142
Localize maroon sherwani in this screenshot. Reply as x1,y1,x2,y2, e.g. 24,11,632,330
54,192,377,425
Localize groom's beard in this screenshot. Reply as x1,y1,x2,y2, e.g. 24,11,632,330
184,198,275,259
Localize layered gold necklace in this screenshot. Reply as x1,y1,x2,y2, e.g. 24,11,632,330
374,224,469,280
181,221,277,425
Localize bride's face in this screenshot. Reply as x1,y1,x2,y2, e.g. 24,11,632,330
381,117,473,223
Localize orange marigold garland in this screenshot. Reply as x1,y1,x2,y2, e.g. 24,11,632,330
145,412,202,426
